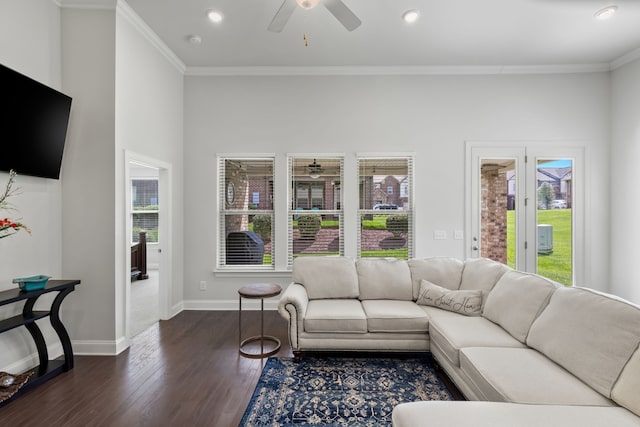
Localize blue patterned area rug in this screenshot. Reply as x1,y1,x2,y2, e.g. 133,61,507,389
240,356,455,426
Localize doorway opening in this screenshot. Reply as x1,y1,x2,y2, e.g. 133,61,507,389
129,162,160,336
125,152,172,339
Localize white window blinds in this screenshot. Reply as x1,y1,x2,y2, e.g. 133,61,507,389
218,157,275,269
288,156,344,267
357,156,414,259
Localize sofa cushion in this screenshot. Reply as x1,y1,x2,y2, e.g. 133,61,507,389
292,256,359,299
416,280,482,316
459,258,510,308
392,401,640,427
361,300,429,333
527,287,640,398
482,271,558,343
429,315,526,366
460,347,614,405
304,299,367,333
356,258,412,300
612,348,640,417
408,257,464,300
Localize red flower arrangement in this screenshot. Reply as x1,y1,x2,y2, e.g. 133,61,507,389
0,170,30,239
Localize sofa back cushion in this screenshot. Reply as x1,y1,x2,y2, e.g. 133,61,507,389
460,258,510,308
408,257,464,300
527,287,640,398
357,258,413,300
292,256,359,299
611,347,640,417
483,271,558,343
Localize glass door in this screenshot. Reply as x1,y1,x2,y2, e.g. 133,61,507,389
468,147,526,270
467,144,583,286
532,157,574,286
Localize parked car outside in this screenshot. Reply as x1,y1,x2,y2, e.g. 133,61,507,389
373,203,398,210
549,199,567,209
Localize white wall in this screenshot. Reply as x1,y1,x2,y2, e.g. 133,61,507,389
59,3,184,355
115,4,184,342
183,72,611,305
610,58,640,304
60,7,117,352
0,0,66,373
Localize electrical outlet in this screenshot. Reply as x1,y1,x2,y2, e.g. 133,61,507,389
199,280,207,291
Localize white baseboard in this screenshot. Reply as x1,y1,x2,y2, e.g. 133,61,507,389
73,338,128,356
182,299,279,311
167,301,183,319
2,301,276,362
1,343,63,374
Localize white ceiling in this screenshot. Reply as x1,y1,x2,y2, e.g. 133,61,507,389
125,0,640,70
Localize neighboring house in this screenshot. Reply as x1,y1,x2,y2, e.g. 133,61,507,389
506,167,573,209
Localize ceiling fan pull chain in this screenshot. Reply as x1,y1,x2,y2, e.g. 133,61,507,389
304,33,309,47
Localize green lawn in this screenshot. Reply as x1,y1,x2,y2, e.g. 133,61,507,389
507,209,572,286
361,248,408,258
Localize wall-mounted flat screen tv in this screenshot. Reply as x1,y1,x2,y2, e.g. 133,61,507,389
0,63,72,180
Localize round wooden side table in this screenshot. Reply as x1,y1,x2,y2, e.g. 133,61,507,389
238,283,282,359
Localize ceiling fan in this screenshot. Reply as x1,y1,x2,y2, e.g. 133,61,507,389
307,159,323,179
268,0,362,33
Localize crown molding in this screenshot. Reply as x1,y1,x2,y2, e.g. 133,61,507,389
185,63,611,77
610,48,640,70
116,1,186,73
57,0,116,10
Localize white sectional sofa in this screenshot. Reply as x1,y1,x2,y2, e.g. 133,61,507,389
277,256,640,426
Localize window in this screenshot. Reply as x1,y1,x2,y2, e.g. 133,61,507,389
358,156,413,259
288,156,343,265
131,178,159,243
218,157,274,269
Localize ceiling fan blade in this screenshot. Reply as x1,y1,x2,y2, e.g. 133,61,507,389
323,0,361,31
268,0,298,32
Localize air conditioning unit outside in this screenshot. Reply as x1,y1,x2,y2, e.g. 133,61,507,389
538,224,553,254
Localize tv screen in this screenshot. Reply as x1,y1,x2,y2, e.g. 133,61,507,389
0,63,72,179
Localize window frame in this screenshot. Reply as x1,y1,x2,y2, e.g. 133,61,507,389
217,155,276,271
131,177,159,244
287,155,345,267
357,155,415,260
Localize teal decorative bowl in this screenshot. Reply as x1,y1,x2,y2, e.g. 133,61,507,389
13,275,50,292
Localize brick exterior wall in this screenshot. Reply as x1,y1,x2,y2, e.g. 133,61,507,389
481,167,507,263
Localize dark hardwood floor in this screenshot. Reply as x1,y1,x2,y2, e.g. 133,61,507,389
0,310,291,427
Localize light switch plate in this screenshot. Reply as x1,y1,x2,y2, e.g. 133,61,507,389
454,230,464,240
434,230,447,240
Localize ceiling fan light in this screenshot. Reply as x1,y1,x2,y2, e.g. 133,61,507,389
207,10,224,23
402,9,420,23
594,5,617,20
308,158,322,178
296,0,321,10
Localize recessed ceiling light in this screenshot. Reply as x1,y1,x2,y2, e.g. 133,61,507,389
296,0,321,9
207,10,224,23
402,9,420,23
187,35,202,45
594,5,617,20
